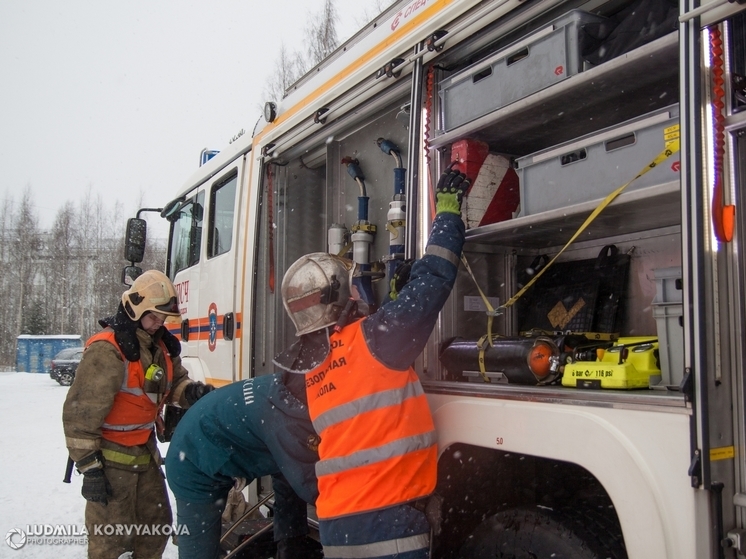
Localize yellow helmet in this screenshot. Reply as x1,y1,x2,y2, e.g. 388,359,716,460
122,270,180,321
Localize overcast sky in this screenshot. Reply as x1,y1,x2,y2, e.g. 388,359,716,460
0,0,380,237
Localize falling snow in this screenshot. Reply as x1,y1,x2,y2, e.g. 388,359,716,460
0,372,179,558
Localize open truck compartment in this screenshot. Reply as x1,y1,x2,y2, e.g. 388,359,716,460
425,6,684,400
253,2,687,405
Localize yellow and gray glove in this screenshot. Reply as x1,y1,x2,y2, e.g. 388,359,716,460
435,164,470,215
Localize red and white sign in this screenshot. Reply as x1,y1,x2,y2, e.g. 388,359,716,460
175,280,189,314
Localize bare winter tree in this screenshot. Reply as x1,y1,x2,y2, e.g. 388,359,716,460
0,185,167,367
305,0,339,68
262,0,340,105
46,201,76,334
87,194,119,337
12,188,42,337
40,195,125,341
262,44,305,105
353,0,397,28
0,193,15,361
72,191,143,341
71,186,97,338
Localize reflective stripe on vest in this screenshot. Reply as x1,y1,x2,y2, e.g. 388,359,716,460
322,533,430,558
101,421,156,432
87,330,174,446
118,360,145,396
305,320,437,520
315,431,437,476
312,381,425,433
101,448,152,466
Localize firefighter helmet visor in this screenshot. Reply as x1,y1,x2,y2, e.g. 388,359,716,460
282,253,354,336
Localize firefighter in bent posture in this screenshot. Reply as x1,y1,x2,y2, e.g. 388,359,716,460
63,270,214,558
275,166,469,559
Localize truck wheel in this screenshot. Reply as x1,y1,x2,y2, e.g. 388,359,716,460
458,507,627,559
57,372,74,386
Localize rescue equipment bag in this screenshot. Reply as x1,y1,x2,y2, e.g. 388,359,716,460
515,245,630,335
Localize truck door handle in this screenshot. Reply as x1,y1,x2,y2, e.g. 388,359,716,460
223,313,235,341
180,319,190,342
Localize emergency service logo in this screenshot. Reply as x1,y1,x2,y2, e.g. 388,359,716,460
390,0,429,31
208,302,219,351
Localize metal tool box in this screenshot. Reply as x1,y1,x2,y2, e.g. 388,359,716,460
439,10,606,132
514,104,680,216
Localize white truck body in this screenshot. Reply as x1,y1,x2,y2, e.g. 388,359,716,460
140,0,746,557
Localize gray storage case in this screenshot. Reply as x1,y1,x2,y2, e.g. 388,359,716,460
515,104,680,216
651,267,684,387
439,10,606,132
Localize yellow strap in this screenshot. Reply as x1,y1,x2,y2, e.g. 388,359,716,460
502,126,680,310
458,254,499,383
386,219,406,240
521,329,619,341
476,334,493,383
337,242,353,258
460,253,499,345
101,448,151,466
460,127,680,383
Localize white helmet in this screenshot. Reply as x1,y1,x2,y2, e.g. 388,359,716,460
122,270,180,321
282,253,354,336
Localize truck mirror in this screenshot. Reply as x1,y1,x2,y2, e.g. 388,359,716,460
193,202,204,222
161,198,185,222
124,218,147,263
122,265,143,286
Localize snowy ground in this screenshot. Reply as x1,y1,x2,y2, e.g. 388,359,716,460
0,372,179,558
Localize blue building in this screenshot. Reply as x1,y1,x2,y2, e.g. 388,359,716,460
16,335,82,374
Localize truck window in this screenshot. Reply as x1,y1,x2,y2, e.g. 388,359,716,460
168,191,204,277
207,172,237,258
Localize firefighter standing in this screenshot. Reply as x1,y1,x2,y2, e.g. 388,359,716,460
276,166,468,559
62,270,214,558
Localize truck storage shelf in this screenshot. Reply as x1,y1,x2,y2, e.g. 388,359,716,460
463,180,681,250
422,380,691,413
431,32,679,156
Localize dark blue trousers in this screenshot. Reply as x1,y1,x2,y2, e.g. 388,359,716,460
174,496,227,559
172,473,308,559
320,504,430,559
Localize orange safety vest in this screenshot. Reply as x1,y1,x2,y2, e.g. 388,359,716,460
305,320,437,520
87,330,174,447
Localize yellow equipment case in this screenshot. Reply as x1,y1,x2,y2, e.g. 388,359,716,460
562,337,661,389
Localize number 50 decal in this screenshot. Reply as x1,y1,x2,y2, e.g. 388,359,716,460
495,437,504,445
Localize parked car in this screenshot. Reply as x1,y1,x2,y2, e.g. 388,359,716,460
49,347,84,386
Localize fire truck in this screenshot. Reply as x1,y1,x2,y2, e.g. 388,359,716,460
124,0,746,556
